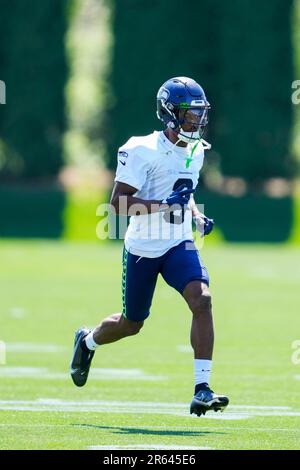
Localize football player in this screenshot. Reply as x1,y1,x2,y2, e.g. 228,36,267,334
70,76,229,416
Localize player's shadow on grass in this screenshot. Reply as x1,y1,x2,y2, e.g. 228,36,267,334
72,424,225,436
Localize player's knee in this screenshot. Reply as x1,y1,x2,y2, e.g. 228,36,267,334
189,289,212,316
122,318,144,336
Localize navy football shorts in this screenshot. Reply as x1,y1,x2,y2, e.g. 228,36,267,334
121,240,209,322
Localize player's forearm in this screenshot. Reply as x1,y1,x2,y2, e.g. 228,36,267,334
189,196,202,218
112,195,168,215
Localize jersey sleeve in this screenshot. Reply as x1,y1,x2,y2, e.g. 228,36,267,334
114,142,150,191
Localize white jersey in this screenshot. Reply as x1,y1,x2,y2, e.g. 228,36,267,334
114,130,205,258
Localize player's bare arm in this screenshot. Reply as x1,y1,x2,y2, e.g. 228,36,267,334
189,194,201,218
110,181,168,214
111,181,194,215
190,195,215,237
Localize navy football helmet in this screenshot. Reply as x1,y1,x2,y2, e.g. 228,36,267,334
157,76,210,144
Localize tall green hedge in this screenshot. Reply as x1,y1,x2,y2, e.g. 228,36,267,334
0,0,69,180
107,0,295,184
215,0,295,182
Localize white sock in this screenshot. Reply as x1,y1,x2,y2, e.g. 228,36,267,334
84,330,98,351
194,359,212,386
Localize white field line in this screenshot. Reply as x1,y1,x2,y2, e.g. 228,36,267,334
90,368,165,381
6,343,67,353
0,399,299,420
177,346,297,371
229,405,290,410
2,366,293,385
9,308,26,319
0,367,165,381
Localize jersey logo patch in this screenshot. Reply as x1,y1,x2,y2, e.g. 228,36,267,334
118,151,128,158
119,160,126,166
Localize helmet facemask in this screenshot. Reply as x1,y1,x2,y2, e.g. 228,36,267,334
174,106,210,144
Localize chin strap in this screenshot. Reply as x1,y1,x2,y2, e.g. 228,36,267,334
201,138,212,150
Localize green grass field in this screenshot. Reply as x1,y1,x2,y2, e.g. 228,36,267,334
0,240,299,450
